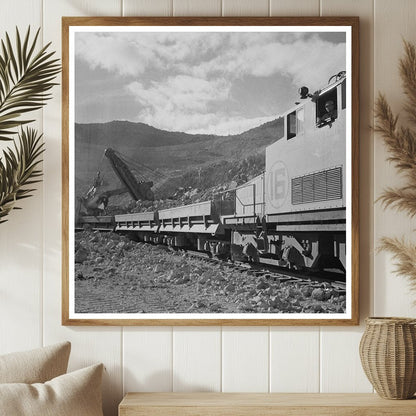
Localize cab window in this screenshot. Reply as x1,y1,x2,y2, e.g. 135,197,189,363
287,111,296,139
316,89,337,128
287,107,304,140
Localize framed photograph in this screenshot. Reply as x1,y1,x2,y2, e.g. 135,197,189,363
62,17,359,325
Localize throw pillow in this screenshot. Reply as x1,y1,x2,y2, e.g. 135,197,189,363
0,341,71,384
0,363,104,416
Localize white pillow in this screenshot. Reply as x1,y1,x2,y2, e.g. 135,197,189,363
0,363,104,416
0,342,71,383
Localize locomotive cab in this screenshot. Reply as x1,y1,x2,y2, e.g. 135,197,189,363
315,73,346,128
316,91,338,127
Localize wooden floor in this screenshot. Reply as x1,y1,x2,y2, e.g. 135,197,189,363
119,392,416,416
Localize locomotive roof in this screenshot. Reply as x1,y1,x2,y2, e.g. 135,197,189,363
280,72,346,117
318,72,346,95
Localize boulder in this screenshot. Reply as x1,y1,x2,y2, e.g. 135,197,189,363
256,280,270,290
224,283,236,293
311,288,326,301
301,286,313,297
75,245,88,263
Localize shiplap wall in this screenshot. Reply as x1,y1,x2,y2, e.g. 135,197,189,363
1,1,416,415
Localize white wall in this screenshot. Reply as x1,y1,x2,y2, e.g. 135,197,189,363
1,1,416,415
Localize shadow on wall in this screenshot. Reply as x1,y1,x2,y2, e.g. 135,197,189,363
123,367,215,393
102,365,124,416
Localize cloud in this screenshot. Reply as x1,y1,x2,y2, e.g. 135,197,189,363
75,31,346,133
126,75,275,135
76,31,345,86
190,35,345,91
75,32,226,77
188,115,277,136
126,75,232,132
75,33,162,76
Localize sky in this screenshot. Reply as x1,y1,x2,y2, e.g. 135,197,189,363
74,30,346,135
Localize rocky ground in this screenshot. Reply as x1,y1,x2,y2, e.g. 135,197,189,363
105,153,265,215
74,231,347,314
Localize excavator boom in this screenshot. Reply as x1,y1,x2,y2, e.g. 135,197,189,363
78,148,155,217
104,148,154,201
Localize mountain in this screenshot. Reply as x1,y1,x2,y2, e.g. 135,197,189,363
75,117,283,196
75,120,214,148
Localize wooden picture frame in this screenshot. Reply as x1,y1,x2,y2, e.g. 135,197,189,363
62,16,359,326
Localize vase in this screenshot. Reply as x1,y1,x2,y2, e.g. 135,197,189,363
359,317,416,399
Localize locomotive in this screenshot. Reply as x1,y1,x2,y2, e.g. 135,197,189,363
79,71,348,273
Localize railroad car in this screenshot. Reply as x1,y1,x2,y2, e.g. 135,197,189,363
222,71,347,271
79,72,348,274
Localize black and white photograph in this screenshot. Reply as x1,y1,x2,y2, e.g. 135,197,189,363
64,19,358,324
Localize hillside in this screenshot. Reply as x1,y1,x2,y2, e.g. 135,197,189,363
75,117,283,207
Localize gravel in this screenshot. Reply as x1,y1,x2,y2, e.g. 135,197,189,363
74,230,347,314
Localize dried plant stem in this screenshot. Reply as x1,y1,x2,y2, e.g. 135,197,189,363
379,237,416,296
374,94,416,183
378,187,416,217
376,40,416,296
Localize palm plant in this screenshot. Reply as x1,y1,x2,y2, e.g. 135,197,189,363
375,40,416,295
0,27,60,223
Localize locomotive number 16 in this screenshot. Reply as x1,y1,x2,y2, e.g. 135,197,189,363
266,160,289,209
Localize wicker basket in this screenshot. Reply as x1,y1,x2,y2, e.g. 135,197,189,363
359,317,416,399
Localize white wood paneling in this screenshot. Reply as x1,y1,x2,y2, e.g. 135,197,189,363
0,0,42,33
270,0,319,16
123,0,172,16
173,0,221,16
46,0,123,16
124,327,173,393
373,0,416,317
173,327,221,392
222,0,269,16
222,327,269,392
320,328,373,392
0,0,43,355
42,2,123,415
270,327,320,392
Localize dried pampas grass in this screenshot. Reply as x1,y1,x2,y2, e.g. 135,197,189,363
376,40,416,295
378,237,416,293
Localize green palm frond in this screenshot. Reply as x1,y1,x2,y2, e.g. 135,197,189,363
0,127,44,223
0,27,61,141
0,26,59,225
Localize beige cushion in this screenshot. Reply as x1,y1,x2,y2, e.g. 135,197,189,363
0,342,71,384
0,363,104,416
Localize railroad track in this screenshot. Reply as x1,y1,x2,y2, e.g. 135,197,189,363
77,227,346,294
182,249,346,294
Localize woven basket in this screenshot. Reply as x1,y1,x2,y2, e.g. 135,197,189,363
359,317,416,399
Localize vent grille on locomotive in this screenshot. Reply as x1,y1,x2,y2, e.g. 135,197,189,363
291,167,342,205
